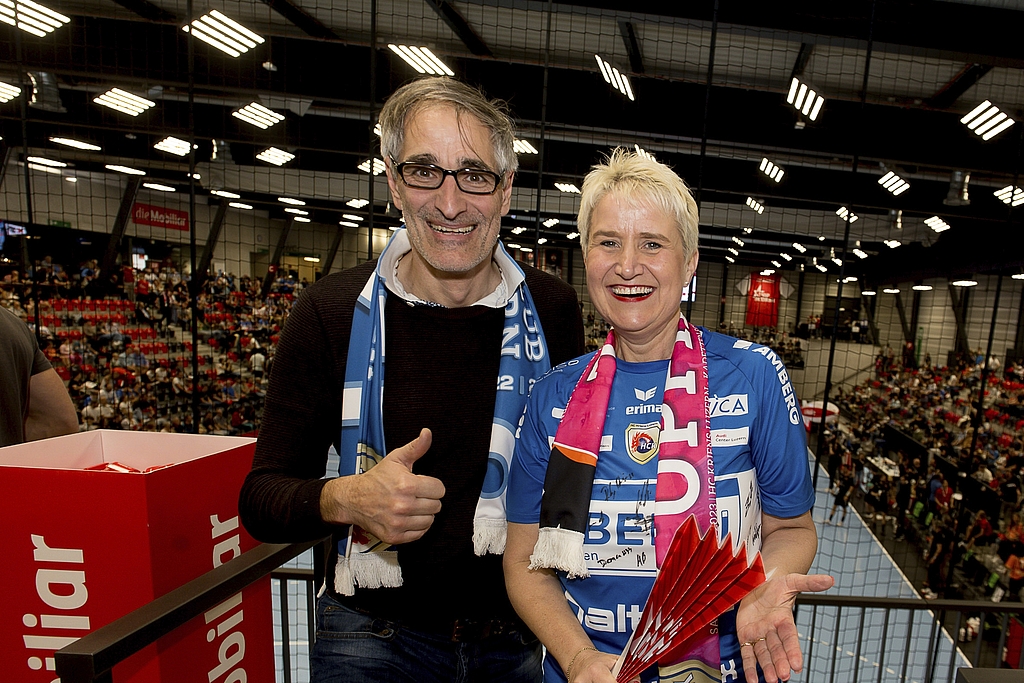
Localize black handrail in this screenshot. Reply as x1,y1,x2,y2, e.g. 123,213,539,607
53,539,1024,683
54,538,325,683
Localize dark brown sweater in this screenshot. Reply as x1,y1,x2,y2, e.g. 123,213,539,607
239,260,584,629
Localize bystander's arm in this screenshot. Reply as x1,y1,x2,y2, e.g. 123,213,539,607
24,368,79,441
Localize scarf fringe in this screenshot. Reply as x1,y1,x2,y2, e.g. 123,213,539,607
473,518,507,555
529,527,589,579
334,551,403,596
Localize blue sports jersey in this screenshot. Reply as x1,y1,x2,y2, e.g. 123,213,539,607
507,327,814,683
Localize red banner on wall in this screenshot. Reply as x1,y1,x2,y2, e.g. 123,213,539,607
745,274,780,327
132,203,189,231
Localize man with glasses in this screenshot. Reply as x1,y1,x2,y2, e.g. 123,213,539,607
240,77,583,681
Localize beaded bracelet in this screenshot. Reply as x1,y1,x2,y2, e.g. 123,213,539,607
564,646,599,682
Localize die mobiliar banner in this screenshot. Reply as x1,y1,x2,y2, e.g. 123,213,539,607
132,203,189,231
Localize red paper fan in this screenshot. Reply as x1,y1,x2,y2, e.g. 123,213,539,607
613,516,766,682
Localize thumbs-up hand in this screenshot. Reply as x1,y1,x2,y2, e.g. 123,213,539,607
320,428,447,545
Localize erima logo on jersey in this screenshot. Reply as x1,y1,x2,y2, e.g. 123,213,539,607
711,427,749,447
709,393,749,418
732,339,753,350
634,387,657,401
626,404,662,415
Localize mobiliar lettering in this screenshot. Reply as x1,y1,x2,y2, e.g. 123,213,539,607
206,514,248,683
132,202,189,231
24,534,91,682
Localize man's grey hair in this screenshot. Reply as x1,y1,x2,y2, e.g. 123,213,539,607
378,76,518,177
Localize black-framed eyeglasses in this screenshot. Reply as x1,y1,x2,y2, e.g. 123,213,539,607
391,158,504,195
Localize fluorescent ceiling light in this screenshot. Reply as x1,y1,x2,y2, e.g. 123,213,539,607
725,256,735,263
878,170,910,196
780,253,792,261
26,155,65,167
387,44,454,76
346,199,369,208
745,197,764,214
0,80,21,102
338,221,359,228
634,144,655,161
852,248,868,259
228,202,252,210
342,214,363,221
520,247,534,253
815,264,828,272
278,197,305,205
742,227,753,234
727,247,739,256
961,100,1016,141
883,239,901,248
786,77,825,121
507,243,521,249
189,173,201,179
832,257,843,266
732,236,745,247
882,288,900,294
105,164,145,175
566,231,580,240
142,182,175,192
836,206,859,222
211,189,241,199
761,269,775,276
843,277,858,283
759,157,784,182
50,137,101,151
951,279,978,287
514,139,538,154
27,162,61,174
1011,273,1024,280
543,218,560,228
303,256,320,263
995,185,1024,207
0,0,71,37
94,88,155,116
555,182,580,193
862,290,876,296
771,260,781,268
232,102,285,129
792,243,806,253
257,147,294,166
182,10,264,58
537,237,548,245
284,208,308,215
511,226,527,235
154,136,194,156
358,158,385,175
65,176,77,182
924,216,950,233
912,285,933,291
595,54,634,101
293,216,311,223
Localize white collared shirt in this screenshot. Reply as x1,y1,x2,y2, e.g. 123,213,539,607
378,228,525,308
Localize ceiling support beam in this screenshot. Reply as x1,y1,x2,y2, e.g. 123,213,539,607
102,177,141,276
321,225,345,278
946,283,972,359
110,0,176,23
422,0,492,56
259,0,339,40
618,21,644,74
789,42,814,80
261,218,295,298
927,63,993,110
194,200,228,293
893,291,913,345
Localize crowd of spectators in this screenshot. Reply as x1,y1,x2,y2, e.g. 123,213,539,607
1,255,305,437
828,349,1024,600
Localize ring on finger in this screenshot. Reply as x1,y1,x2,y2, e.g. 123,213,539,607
740,637,766,648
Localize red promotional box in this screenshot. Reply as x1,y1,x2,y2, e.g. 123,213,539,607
0,430,274,683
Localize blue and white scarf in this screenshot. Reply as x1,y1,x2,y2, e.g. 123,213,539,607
334,228,551,595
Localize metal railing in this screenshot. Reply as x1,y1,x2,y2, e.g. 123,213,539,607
55,542,1024,683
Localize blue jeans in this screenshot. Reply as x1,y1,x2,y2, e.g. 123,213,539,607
311,592,543,683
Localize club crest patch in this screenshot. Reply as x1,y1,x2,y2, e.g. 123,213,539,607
626,422,661,464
